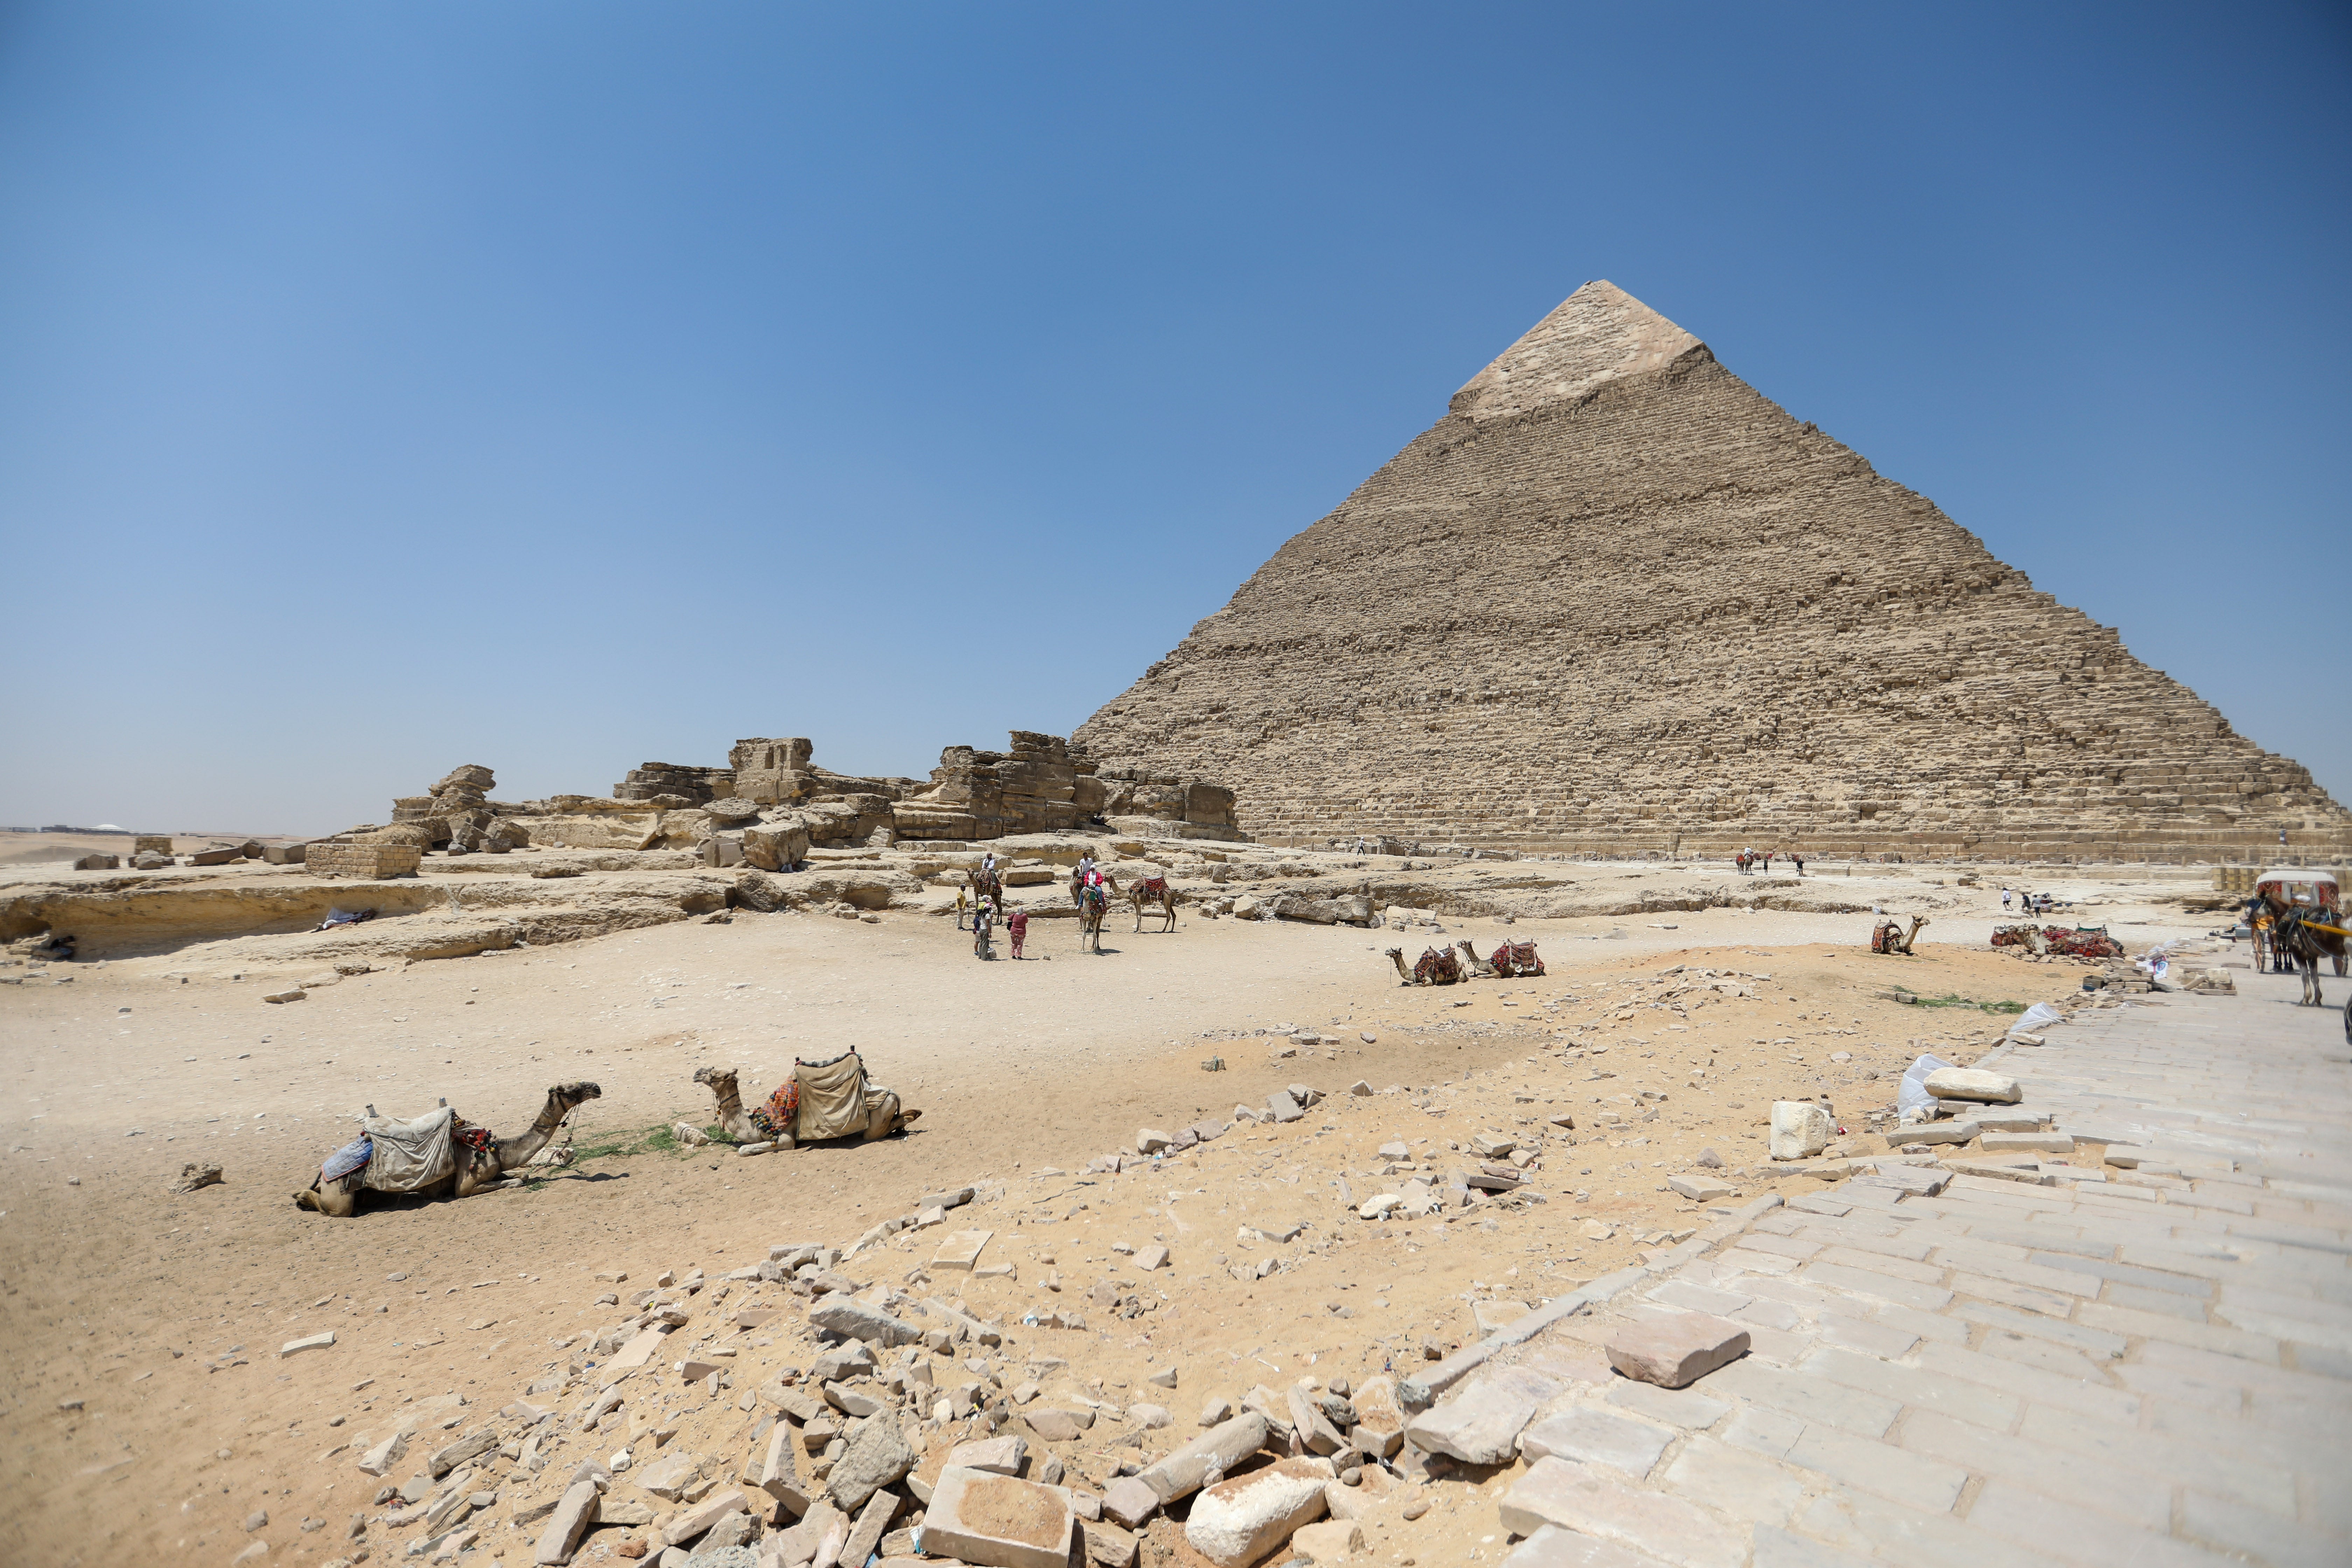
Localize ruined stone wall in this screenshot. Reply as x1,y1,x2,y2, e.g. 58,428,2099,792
894,731,1096,840
1077,283,2352,861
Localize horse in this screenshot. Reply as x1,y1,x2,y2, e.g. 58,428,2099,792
2272,906,2348,1006
1130,876,1179,933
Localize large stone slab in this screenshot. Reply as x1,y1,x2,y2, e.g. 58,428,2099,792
920,1465,1078,1568
809,1297,924,1348
1404,1366,1564,1464
1499,1457,1744,1568
1769,1103,1832,1161
1184,1456,1331,1568
1137,1412,1270,1502
1604,1313,1750,1389
533,1480,600,1565
1517,1407,1675,1477
1923,1068,2022,1104
827,1413,915,1512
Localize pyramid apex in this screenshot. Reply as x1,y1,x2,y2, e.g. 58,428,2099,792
1451,280,1708,421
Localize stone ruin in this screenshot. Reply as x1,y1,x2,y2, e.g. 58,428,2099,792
1078,280,2352,862
327,733,1244,867
385,765,531,854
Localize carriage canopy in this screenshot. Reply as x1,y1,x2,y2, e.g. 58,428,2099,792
2255,868,2339,908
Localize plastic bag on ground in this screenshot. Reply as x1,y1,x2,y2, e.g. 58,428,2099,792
1898,1053,1956,1116
2010,1002,2062,1036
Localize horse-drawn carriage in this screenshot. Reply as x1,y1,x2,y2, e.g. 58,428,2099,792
2248,868,2342,976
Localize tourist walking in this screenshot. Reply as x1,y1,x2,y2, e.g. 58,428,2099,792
1008,907,1028,959
973,896,994,959
2001,887,2012,912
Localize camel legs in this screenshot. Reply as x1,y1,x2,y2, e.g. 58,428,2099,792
294,1173,361,1217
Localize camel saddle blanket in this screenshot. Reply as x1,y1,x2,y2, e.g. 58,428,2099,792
1139,877,1167,896
356,1106,460,1192
748,1080,802,1142
320,1137,374,1183
793,1050,877,1142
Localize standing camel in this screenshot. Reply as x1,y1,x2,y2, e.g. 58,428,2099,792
296,1082,601,1217
1130,875,1180,932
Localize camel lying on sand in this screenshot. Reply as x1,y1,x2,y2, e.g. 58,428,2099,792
296,1081,601,1217
695,1055,920,1148
1871,915,1929,955
1387,946,1465,985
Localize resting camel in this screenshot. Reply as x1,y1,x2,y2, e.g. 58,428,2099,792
1870,915,1929,955
1490,938,1546,977
695,1063,919,1147
1131,876,1180,932
1387,946,1465,986
296,1081,601,1217
1455,940,1499,979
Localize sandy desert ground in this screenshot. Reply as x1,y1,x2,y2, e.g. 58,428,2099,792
0,855,2241,1565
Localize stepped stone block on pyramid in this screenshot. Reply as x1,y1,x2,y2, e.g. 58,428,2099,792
1076,280,2352,860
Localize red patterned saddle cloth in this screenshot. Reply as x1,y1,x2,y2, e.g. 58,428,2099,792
748,1081,800,1141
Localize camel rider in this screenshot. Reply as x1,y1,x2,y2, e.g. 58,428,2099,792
982,850,998,881
1077,852,1098,888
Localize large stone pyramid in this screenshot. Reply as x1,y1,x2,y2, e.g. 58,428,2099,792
1077,282,2352,861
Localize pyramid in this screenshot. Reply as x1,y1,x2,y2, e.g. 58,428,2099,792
1077,282,2352,861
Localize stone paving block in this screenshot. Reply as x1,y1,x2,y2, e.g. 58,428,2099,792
1976,1324,2109,1379
1784,1193,1853,1217
1720,1404,1805,1460
1801,1261,1954,1312
1800,1346,2022,1431
1657,1435,1804,1525
1701,1359,1898,1437
2014,1406,2296,1516
1965,1477,2242,1567
2079,1301,2280,1361
1498,1458,1745,1568
1855,1298,1971,1345
2030,1252,2215,1295
1516,1407,1674,1477
1816,1315,1918,1360
1601,1379,1727,1429
1895,1409,2171,1529
1812,1246,1945,1284
2107,1282,2212,1319
1953,1252,2100,1297
2181,1486,2352,1568
1947,1270,2077,1316
1750,1524,1875,1568
1785,1424,1966,1513
1729,1297,1802,1332
2214,1285,2352,1352
1497,1523,1679,1568
1647,1279,1751,1316
2139,1396,2314,1470
1952,1299,2128,1358
1715,1246,1799,1276
1737,1275,1835,1312
1733,1233,1821,1261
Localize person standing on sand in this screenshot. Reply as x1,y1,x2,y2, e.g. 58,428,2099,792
973,896,994,958
1791,852,1805,876
955,884,970,929
1008,907,1028,959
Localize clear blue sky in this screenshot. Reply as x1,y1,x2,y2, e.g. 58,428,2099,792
2,2,2346,836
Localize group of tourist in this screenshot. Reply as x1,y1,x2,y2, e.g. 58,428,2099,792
1734,847,1805,876
2002,887,2058,916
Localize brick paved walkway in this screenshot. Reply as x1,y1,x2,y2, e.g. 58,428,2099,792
1488,968,2352,1567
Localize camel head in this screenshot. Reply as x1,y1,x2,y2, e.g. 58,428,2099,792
693,1065,738,1093
551,1082,602,1108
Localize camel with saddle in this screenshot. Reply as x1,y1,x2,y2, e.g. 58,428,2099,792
296,1081,601,1217
695,1053,919,1148
1130,874,1180,932
1870,915,1929,955
1386,946,1465,985
1071,864,1119,954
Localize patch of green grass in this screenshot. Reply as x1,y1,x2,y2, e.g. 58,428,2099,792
567,1122,736,1165
1894,988,2027,1015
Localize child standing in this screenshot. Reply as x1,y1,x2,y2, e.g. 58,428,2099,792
1008,908,1029,959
